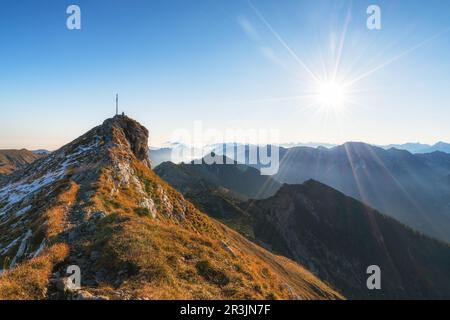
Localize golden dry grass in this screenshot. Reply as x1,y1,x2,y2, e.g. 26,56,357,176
0,182,77,300
0,244,69,300
46,181,80,239
84,158,343,300
0,145,343,300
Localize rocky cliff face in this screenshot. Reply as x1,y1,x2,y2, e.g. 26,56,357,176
0,116,341,300
101,115,151,168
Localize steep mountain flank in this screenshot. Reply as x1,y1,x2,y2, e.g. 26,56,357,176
155,160,450,299
247,180,450,299
0,116,341,300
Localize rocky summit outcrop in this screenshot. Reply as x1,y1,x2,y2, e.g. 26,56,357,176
0,116,342,300
101,115,151,168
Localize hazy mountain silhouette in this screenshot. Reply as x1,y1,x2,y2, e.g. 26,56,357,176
155,155,281,200
268,142,450,242
419,142,450,154
154,142,450,242
383,142,450,154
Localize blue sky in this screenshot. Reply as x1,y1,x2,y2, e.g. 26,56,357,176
1,0,450,149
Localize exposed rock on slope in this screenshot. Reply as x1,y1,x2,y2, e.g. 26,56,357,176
0,115,341,300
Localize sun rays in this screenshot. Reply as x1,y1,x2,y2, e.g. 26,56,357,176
314,80,348,109
245,0,449,125
241,0,450,222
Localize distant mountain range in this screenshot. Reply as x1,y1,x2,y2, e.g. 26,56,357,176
382,142,450,154
149,141,450,168
180,143,450,242
32,149,52,155
271,143,450,242
282,141,450,153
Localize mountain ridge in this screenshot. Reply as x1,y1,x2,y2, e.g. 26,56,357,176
156,155,281,200
0,149,44,178
0,115,341,300
245,179,450,299
270,142,450,242
154,161,450,299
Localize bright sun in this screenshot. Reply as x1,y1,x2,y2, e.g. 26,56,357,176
315,81,347,108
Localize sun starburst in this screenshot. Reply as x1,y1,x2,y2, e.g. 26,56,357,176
314,81,348,109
